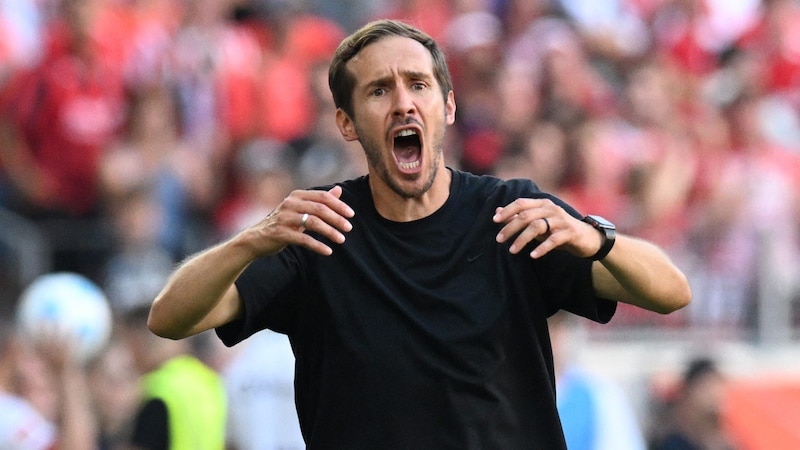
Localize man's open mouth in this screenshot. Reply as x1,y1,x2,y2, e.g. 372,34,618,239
393,128,422,171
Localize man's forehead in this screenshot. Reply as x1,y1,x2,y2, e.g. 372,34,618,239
348,36,435,80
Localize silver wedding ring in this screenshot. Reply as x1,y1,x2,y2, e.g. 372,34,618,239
300,213,310,229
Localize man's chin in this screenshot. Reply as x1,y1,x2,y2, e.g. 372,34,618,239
389,172,436,199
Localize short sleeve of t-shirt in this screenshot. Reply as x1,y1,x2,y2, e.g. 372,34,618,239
217,245,305,345
478,176,616,323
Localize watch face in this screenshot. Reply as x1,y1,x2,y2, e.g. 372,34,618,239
586,215,615,230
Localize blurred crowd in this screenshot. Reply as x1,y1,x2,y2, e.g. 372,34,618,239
2,0,800,332
2,0,799,448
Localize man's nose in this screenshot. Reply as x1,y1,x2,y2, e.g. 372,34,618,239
392,86,416,118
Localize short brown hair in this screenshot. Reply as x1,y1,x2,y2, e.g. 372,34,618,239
328,19,453,119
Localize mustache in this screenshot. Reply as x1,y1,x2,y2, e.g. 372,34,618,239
390,117,422,129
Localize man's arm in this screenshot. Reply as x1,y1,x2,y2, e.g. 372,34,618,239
147,238,253,339
148,186,355,340
590,235,691,314
493,198,691,314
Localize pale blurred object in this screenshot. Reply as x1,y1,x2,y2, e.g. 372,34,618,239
15,272,113,365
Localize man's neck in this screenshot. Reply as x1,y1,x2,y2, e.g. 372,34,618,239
370,167,452,222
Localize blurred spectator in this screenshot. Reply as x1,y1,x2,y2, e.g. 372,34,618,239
99,83,217,259
494,121,569,194
117,0,185,89
86,336,140,450
211,8,349,231
0,0,128,215
0,0,128,277
737,0,800,104
533,17,616,127
683,92,800,331
214,137,296,238
648,357,739,450
557,0,651,61
550,311,647,450
213,3,276,146
219,10,345,146
495,51,543,158
222,330,304,450
120,304,227,450
100,185,175,314
289,60,367,189
0,320,57,449
98,83,220,313
617,61,697,250
1,315,102,450
169,0,228,137
650,0,758,78
444,9,506,174
168,0,246,185
497,0,553,42
558,119,631,221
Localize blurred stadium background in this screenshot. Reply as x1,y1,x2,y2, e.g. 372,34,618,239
2,0,800,448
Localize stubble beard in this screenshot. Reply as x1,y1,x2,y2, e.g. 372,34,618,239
358,124,445,200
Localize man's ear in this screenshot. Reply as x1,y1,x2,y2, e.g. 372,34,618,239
336,109,359,141
445,90,456,126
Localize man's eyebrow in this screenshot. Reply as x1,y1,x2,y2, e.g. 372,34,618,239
364,70,433,89
402,70,432,81
364,75,393,90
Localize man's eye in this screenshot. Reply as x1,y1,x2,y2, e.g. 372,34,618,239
372,88,386,97
412,83,426,90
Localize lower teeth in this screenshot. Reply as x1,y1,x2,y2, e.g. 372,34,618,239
400,160,420,169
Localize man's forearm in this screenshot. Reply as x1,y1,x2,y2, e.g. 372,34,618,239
592,234,692,314
148,235,255,339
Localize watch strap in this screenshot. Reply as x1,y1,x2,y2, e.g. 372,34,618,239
582,215,616,261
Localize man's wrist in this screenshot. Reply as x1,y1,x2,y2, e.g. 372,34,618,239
581,215,616,261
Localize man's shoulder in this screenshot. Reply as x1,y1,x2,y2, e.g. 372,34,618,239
452,169,541,198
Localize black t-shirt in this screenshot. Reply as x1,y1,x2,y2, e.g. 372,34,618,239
217,169,616,449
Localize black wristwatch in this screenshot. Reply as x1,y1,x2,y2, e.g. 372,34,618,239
581,215,616,261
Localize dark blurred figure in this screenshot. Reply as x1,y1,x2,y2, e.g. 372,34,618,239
649,357,738,450
87,336,141,450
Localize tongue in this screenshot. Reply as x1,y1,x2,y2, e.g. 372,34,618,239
394,141,420,163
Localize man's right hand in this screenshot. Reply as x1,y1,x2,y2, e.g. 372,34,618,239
243,185,355,257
